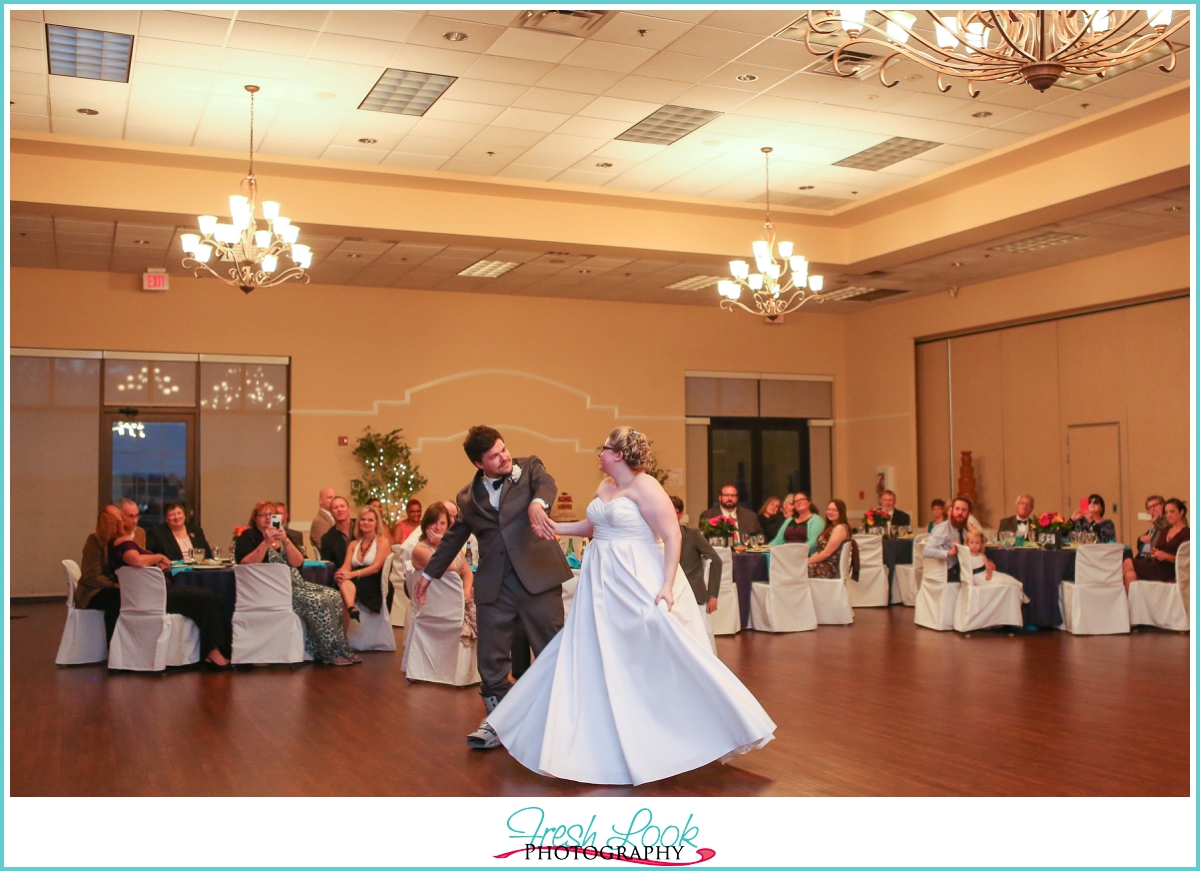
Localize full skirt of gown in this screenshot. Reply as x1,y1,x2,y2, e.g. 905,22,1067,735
488,496,776,786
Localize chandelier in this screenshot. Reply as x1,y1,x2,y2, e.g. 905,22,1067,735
800,9,1188,95
180,85,311,294
718,147,825,317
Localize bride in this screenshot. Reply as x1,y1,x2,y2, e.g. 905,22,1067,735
487,426,776,786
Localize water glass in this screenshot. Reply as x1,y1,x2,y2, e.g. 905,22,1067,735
212,545,222,562
193,547,206,563
184,548,195,564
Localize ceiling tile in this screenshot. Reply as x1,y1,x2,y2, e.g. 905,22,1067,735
422,98,506,125
126,86,207,128
906,119,982,143
469,126,547,147
10,18,45,50
578,95,660,123
735,38,814,71
10,47,47,75
137,11,230,45
465,54,555,86
443,77,527,106
388,44,478,77
11,113,50,133
323,10,421,42
322,144,387,166
592,13,694,49
11,92,49,115
701,9,803,35
264,102,347,139
553,115,629,139
131,63,216,94
219,48,306,80
392,134,464,157
663,27,761,62
10,9,43,21
48,77,129,115
44,9,139,32
49,116,126,138
227,21,317,57
409,117,485,140
211,73,293,103
592,140,666,161
972,82,1063,110
308,33,399,67
568,154,637,174
701,113,781,137
951,127,1027,151
534,64,624,94
133,37,224,71
440,157,505,176
10,71,48,97
1086,71,1176,101
993,110,1074,135
237,10,329,30
631,51,725,83
701,63,793,93
492,106,569,132
561,41,655,74
734,94,819,123
258,136,331,159
406,16,503,54
1040,92,1126,118
454,141,526,162
933,100,1028,129
512,87,596,114
486,29,581,64
672,84,754,113
604,74,690,104
670,131,751,153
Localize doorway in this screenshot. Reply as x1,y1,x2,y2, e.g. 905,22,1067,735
1067,422,1122,541
708,418,810,511
101,410,198,530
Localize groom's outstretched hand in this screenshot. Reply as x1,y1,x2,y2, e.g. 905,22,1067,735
529,502,556,540
411,574,431,605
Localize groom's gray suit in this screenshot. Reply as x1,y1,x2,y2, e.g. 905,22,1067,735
424,455,572,706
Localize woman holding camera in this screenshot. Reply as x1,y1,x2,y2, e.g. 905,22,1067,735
237,500,359,666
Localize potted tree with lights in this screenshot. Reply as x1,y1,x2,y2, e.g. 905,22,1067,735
350,427,426,529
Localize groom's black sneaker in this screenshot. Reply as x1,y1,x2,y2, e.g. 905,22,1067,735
467,721,501,750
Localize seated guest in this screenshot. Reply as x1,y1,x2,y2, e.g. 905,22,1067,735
769,491,826,552
926,498,947,533
757,497,784,542
671,496,720,613
1137,494,1168,557
392,499,422,543
807,500,851,578
1123,498,1189,590
334,506,393,622
78,506,126,641
998,494,1037,541
147,501,212,562
319,496,356,569
965,530,1029,602
878,490,911,527
310,488,337,552
238,501,359,666
924,496,973,581
109,519,230,667
274,501,306,551
1071,494,1117,543
116,498,147,548
411,503,476,642
698,484,762,541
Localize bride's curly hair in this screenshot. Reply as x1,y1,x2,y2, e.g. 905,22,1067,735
607,426,653,472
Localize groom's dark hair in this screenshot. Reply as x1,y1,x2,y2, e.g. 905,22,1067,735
464,425,504,464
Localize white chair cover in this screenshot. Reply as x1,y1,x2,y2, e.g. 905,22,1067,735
698,558,717,653
55,559,109,665
709,547,740,635
914,553,959,631
952,544,1023,633
388,545,412,627
231,562,310,664
402,570,479,685
809,542,855,625
348,554,397,652
108,566,201,671
1128,540,1190,631
1060,543,1130,635
562,569,580,617
848,534,889,607
749,543,817,632
893,533,928,607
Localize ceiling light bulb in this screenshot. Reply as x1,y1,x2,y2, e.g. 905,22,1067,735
443,31,468,41
935,16,959,48
717,280,737,298
751,239,770,259
1088,9,1111,31
964,21,988,52
261,201,280,220
790,255,808,282
214,223,236,243
282,224,300,244
809,275,824,292
194,244,212,263
766,263,781,280
777,240,794,259
255,230,272,248
840,7,867,36
729,260,749,280
886,11,916,43
273,216,291,232
261,254,278,273
180,233,200,254
198,215,218,235
748,274,764,291
229,194,249,214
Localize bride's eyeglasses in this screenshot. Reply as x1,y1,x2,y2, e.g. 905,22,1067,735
597,445,621,456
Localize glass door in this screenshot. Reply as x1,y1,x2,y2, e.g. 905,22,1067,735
708,418,810,510
100,410,197,529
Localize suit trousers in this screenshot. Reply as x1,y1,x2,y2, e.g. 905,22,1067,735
476,565,564,703
86,586,122,642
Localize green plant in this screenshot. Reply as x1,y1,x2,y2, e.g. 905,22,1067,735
643,455,670,487
349,427,426,527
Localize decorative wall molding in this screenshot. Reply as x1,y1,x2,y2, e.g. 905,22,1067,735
409,425,604,455
835,413,911,424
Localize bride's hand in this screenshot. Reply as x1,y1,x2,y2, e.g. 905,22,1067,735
655,584,674,610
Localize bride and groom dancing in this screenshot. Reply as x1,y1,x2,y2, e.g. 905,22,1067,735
412,425,774,786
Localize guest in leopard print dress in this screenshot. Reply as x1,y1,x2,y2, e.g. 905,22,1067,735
236,500,359,665
808,499,851,579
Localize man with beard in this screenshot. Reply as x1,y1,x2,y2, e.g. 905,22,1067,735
923,496,992,582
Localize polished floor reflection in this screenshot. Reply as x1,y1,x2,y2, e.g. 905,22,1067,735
11,602,1189,797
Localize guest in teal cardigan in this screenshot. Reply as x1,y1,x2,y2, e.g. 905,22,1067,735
769,492,825,552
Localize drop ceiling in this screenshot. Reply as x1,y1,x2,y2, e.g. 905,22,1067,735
8,7,1192,210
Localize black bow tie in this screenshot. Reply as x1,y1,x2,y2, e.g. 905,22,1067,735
492,478,504,491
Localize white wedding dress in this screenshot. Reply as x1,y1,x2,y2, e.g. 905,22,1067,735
488,496,776,786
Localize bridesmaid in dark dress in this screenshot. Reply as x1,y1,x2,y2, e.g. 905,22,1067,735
108,533,231,667
1123,498,1189,590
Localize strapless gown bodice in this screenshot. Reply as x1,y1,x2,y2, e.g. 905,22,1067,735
586,495,659,543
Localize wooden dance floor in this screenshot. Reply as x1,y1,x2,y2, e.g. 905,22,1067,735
10,601,1189,797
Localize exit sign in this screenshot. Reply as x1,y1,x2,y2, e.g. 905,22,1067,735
142,271,169,291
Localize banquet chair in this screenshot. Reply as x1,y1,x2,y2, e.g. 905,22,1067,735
748,543,817,633
55,559,109,665
952,544,1023,634
848,535,889,607
402,570,479,685
561,569,580,618
108,566,201,671
892,533,928,607
348,554,398,652
698,558,718,653
388,547,412,628
914,554,959,631
231,563,310,664
1128,541,1190,631
709,547,740,635
808,544,855,625
306,543,321,561
1060,543,1130,635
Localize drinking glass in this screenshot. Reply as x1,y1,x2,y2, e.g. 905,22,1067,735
184,548,195,564
193,547,206,563
212,545,222,562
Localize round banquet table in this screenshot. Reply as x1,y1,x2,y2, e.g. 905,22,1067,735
882,538,914,587
168,562,336,638
986,547,1075,628
731,552,769,629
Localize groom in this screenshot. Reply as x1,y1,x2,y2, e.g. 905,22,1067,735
413,425,572,749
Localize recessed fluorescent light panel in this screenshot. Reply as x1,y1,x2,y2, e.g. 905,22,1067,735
819,285,877,301
360,68,457,116
988,232,1087,254
666,275,724,291
46,24,134,82
617,105,722,145
835,136,942,171
459,259,521,277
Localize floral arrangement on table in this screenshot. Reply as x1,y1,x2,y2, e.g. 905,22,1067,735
705,516,738,540
863,508,892,529
1035,512,1073,535
231,525,249,548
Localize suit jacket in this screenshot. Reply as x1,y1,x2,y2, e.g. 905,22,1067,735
679,524,721,606
998,514,1036,538
697,505,763,538
310,509,335,552
880,508,911,527
146,522,212,561
77,532,116,609
424,455,572,605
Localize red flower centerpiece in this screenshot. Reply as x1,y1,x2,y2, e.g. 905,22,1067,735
1034,512,1071,548
705,515,738,543
863,508,891,530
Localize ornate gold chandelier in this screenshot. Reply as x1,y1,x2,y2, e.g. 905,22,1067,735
801,9,1188,95
718,147,825,317
181,85,311,294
